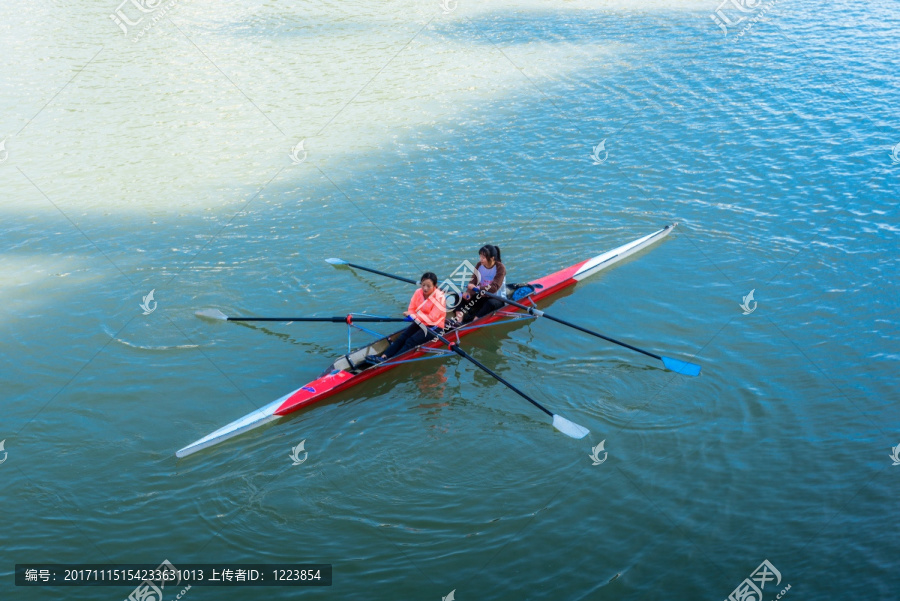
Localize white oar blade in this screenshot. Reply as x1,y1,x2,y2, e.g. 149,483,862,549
552,414,590,439
195,308,229,321
325,258,347,265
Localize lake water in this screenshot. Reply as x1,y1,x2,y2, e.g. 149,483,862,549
1,0,898,599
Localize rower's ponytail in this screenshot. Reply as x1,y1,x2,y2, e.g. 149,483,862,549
492,245,502,262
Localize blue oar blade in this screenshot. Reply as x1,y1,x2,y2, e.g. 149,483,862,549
325,258,348,265
661,356,701,377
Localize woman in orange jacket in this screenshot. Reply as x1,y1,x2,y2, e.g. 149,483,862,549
366,272,446,364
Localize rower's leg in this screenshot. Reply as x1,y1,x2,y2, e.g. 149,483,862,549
462,295,487,322
382,324,417,358
474,296,504,319
397,326,430,355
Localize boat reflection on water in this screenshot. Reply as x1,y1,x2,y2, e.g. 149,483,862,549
415,365,448,401
412,365,451,437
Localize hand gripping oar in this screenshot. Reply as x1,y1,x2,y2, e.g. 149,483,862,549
428,329,589,439
479,291,701,377
325,258,418,285
195,309,409,323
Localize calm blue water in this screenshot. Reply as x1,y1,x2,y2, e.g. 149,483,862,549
1,0,898,599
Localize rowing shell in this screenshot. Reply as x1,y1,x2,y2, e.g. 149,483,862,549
176,223,677,457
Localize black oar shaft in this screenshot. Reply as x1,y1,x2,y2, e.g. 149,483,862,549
482,291,662,360
543,315,660,360
330,259,697,375
431,332,552,417
227,316,408,323
346,262,418,285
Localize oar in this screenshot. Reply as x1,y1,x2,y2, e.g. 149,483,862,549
326,259,702,377
325,258,418,285
479,291,701,377
428,329,589,439
195,309,409,323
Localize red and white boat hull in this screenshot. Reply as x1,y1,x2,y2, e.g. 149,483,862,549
176,224,676,458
